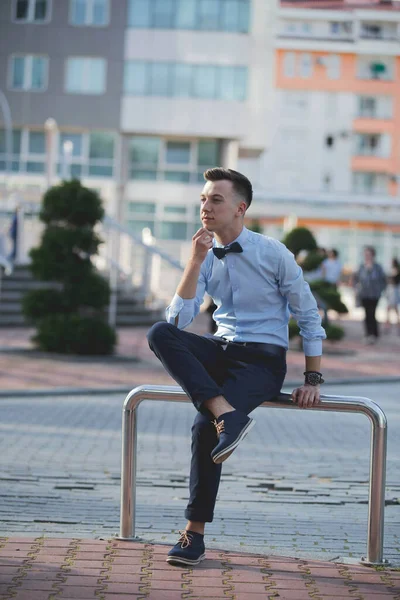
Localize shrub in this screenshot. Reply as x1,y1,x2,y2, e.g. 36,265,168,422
23,179,116,355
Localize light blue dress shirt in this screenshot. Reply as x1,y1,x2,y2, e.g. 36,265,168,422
166,227,326,356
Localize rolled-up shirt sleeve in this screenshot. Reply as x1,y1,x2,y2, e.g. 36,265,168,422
278,245,326,356
165,262,207,329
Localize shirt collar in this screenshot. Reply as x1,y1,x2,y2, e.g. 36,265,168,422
214,227,249,249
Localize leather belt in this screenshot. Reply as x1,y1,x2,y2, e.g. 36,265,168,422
219,338,286,359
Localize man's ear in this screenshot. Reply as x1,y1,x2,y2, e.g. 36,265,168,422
237,201,247,216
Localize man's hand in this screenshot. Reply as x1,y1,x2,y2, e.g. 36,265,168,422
191,228,214,264
291,384,321,409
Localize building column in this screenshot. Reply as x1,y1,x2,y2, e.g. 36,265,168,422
220,140,239,170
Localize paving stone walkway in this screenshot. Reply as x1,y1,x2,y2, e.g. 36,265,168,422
0,537,399,600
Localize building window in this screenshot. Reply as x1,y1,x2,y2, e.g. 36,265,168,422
299,53,312,78
357,95,393,119
160,221,188,240
283,52,296,78
126,202,156,236
88,131,115,176
352,172,388,195
128,137,220,183
124,62,247,101
12,0,51,23
354,133,391,158
70,0,109,26
128,0,250,33
357,56,393,81
326,55,340,80
65,57,106,94
9,55,48,91
0,129,22,172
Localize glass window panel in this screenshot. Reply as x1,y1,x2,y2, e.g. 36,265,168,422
89,132,114,159
198,0,220,31
93,0,108,25
88,164,113,177
11,57,25,89
176,0,196,29
219,66,236,100
150,63,172,96
165,205,186,214
128,0,151,27
131,169,157,180
174,64,192,97
124,61,147,94
164,171,191,182
130,136,160,165
26,161,45,173
34,0,48,20
166,141,191,164
28,132,45,154
128,219,155,235
88,59,106,93
71,0,86,24
59,133,83,157
198,140,219,166
193,65,216,99
16,0,29,19
31,57,46,89
221,0,239,32
128,202,156,213
153,0,174,28
238,0,250,33
66,58,83,91
160,221,188,240
233,66,247,101
0,160,20,172
0,130,21,155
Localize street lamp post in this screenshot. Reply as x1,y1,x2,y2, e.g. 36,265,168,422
44,118,58,190
62,140,73,180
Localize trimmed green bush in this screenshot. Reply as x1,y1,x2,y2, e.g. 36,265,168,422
23,179,116,355
33,314,116,355
283,225,346,342
281,227,318,258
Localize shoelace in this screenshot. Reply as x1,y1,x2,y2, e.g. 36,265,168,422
213,419,225,438
177,530,193,549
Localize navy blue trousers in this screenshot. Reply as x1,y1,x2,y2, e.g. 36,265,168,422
147,322,287,523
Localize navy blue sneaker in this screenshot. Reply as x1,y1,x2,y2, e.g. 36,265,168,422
167,530,205,566
211,410,255,464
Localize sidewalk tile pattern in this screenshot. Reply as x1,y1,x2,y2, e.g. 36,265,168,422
0,537,399,600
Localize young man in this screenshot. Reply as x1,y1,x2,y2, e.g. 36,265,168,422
147,168,326,566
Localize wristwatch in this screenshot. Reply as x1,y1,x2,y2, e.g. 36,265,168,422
304,371,324,386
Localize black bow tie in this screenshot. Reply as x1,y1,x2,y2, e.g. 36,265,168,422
213,242,243,260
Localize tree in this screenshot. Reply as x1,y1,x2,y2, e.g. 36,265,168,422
282,226,347,342
22,180,116,355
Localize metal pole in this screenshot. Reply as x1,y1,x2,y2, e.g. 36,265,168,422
119,385,388,565
366,404,387,564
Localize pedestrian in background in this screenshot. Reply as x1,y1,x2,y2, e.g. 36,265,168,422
8,206,19,263
384,257,400,335
321,249,342,290
353,246,386,344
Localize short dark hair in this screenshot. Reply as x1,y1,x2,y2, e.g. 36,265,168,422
204,167,253,208
364,246,376,257
331,249,339,258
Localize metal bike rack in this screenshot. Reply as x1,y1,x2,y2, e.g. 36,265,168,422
119,384,388,566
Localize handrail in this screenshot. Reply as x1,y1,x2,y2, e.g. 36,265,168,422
103,215,184,272
119,385,388,566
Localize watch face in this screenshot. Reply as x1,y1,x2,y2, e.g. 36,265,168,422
307,373,320,386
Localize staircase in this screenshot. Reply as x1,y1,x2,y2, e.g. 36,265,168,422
0,265,164,327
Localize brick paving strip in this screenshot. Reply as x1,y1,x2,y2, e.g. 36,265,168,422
0,538,399,600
